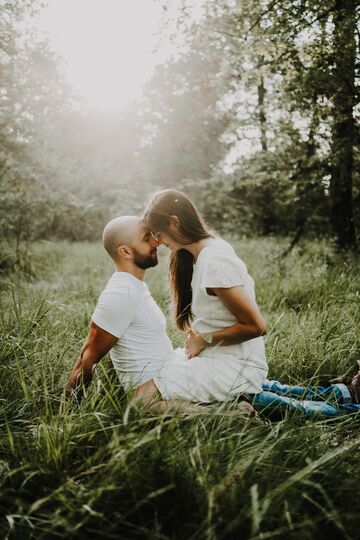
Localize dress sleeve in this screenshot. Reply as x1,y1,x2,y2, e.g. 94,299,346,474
91,285,140,338
200,256,245,292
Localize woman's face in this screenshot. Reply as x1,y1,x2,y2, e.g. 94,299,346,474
151,229,181,252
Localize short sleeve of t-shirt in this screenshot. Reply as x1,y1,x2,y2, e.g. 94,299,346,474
200,256,245,292
91,282,141,338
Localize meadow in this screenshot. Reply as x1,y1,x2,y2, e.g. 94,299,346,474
0,237,359,540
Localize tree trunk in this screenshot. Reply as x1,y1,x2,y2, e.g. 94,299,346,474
257,65,274,234
330,0,357,249
257,73,267,152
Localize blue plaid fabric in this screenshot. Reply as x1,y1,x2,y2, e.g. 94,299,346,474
250,379,360,417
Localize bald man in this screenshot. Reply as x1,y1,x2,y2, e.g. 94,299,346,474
65,216,176,405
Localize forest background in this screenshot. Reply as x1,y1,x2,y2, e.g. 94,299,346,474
1,2,360,538
1,0,359,260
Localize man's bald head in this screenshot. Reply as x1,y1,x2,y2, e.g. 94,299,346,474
102,216,143,262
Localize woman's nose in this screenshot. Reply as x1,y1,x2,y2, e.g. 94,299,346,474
150,235,160,246
151,231,161,245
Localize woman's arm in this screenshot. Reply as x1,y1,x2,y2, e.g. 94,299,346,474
185,285,267,359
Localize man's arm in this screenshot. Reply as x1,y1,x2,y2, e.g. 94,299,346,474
65,320,118,400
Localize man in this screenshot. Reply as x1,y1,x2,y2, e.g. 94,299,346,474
65,216,360,417
66,216,174,410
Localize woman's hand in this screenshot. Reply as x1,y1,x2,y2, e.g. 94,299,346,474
185,329,208,359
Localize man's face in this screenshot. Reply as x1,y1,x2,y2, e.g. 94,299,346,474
131,226,159,269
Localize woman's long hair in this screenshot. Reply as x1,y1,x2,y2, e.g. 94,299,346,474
143,189,212,331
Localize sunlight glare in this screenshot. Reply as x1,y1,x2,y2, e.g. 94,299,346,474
40,0,164,110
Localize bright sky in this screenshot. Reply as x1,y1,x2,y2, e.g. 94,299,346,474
38,0,203,111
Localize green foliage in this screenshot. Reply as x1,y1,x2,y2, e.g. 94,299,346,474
0,0,359,249
0,238,359,538
140,42,229,187
177,0,359,244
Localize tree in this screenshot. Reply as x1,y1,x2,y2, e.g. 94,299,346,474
0,1,72,248
190,0,359,245
330,0,357,249
138,33,229,189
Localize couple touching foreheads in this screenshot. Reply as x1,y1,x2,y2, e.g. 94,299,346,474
66,189,360,418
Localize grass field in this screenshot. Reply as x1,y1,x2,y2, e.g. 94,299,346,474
0,237,360,539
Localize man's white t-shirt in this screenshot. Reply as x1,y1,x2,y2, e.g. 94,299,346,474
92,272,174,389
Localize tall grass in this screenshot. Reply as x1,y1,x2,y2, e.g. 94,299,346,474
0,238,359,539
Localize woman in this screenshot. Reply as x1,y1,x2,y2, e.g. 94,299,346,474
140,188,269,405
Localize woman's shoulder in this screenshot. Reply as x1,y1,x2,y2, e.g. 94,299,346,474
200,237,238,261
195,237,248,275
193,237,249,289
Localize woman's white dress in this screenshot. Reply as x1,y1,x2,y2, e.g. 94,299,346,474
153,237,268,402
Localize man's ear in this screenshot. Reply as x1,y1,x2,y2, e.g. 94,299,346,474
118,245,132,259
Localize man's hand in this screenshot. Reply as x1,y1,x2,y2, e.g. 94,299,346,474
185,329,208,359
65,320,118,401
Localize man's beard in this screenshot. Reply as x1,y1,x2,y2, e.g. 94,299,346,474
133,248,158,269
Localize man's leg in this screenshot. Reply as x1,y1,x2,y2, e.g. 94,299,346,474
131,380,211,414
131,380,258,417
